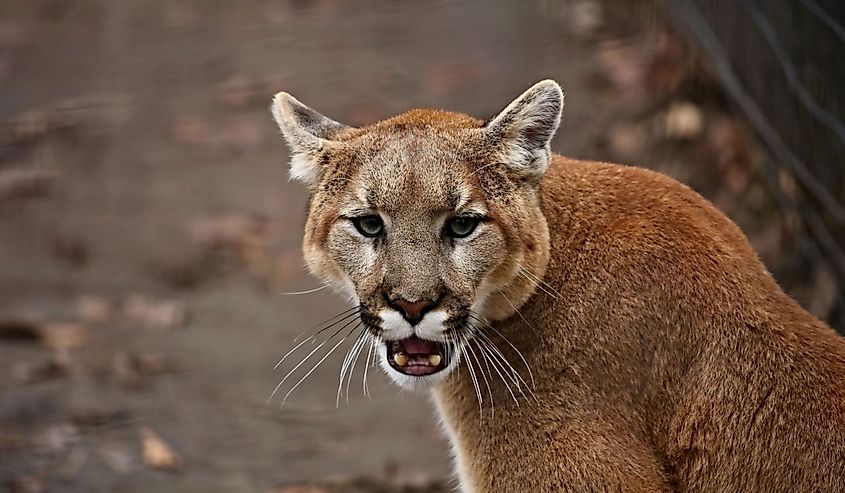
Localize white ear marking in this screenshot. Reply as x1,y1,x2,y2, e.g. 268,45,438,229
288,153,319,184
270,92,351,185
483,80,564,181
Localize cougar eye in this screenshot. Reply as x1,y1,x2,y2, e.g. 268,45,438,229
352,215,384,237
445,216,481,239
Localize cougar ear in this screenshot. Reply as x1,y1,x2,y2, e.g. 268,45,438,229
483,80,563,182
271,92,351,184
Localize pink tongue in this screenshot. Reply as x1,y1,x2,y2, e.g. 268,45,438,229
402,336,435,355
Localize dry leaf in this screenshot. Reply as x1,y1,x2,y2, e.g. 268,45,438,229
42,322,86,351
76,295,112,324
124,295,188,329
662,102,704,139
140,427,183,473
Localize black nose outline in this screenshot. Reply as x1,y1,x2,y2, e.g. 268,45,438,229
386,296,438,325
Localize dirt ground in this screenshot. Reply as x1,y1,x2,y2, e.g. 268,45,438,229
0,1,837,492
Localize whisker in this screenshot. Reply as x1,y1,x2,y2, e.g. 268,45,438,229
275,309,360,369
474,330,539,404
278,285,329,296
343,332,368,404
460,332,484,418
464,322,523,390
467,161,501,178
292,306,360,343
465,338,494,419
473,331,529,404
468,312,536,389
470,330,520,406
471,327,535,391
362,336,375,399
499,291,538,335
446,328,456,364
336,331,366,407
516,269,559,300
269,316,360,402
282,323,362,406
516,264,561,300
464,318,535,401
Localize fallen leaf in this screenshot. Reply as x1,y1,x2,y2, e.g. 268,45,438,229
75,295,112,324
124,295,188,329
42,322,86,351
662,101,704,139
140,427,183,473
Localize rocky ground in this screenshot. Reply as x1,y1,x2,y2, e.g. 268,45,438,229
0,1,835,492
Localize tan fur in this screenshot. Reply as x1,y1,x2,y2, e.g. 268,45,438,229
273,82,845,492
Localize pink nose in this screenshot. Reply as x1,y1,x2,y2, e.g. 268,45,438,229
390,298,436,325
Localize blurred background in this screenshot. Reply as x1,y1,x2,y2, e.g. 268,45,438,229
1,0,843,491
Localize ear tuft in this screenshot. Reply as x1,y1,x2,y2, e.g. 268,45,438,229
271,92,350,184
484,80,564,181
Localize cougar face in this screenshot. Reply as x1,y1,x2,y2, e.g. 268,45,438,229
273,81,561,389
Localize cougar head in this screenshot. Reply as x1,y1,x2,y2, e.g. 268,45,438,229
273,81,562,389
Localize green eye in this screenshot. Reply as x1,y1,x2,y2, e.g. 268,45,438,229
446,216,481,239
352,215,384,237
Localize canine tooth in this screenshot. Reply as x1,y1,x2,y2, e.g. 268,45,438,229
429,354,442,366
394,353,409,367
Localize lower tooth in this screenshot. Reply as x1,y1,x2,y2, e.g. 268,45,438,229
394,353,409,367
429,354,442,366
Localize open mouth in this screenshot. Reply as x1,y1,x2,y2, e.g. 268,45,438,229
385,336,449,376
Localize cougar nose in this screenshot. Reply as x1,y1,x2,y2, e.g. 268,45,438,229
388,297,437,325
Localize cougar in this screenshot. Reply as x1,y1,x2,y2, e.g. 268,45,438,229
271,80,845,491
